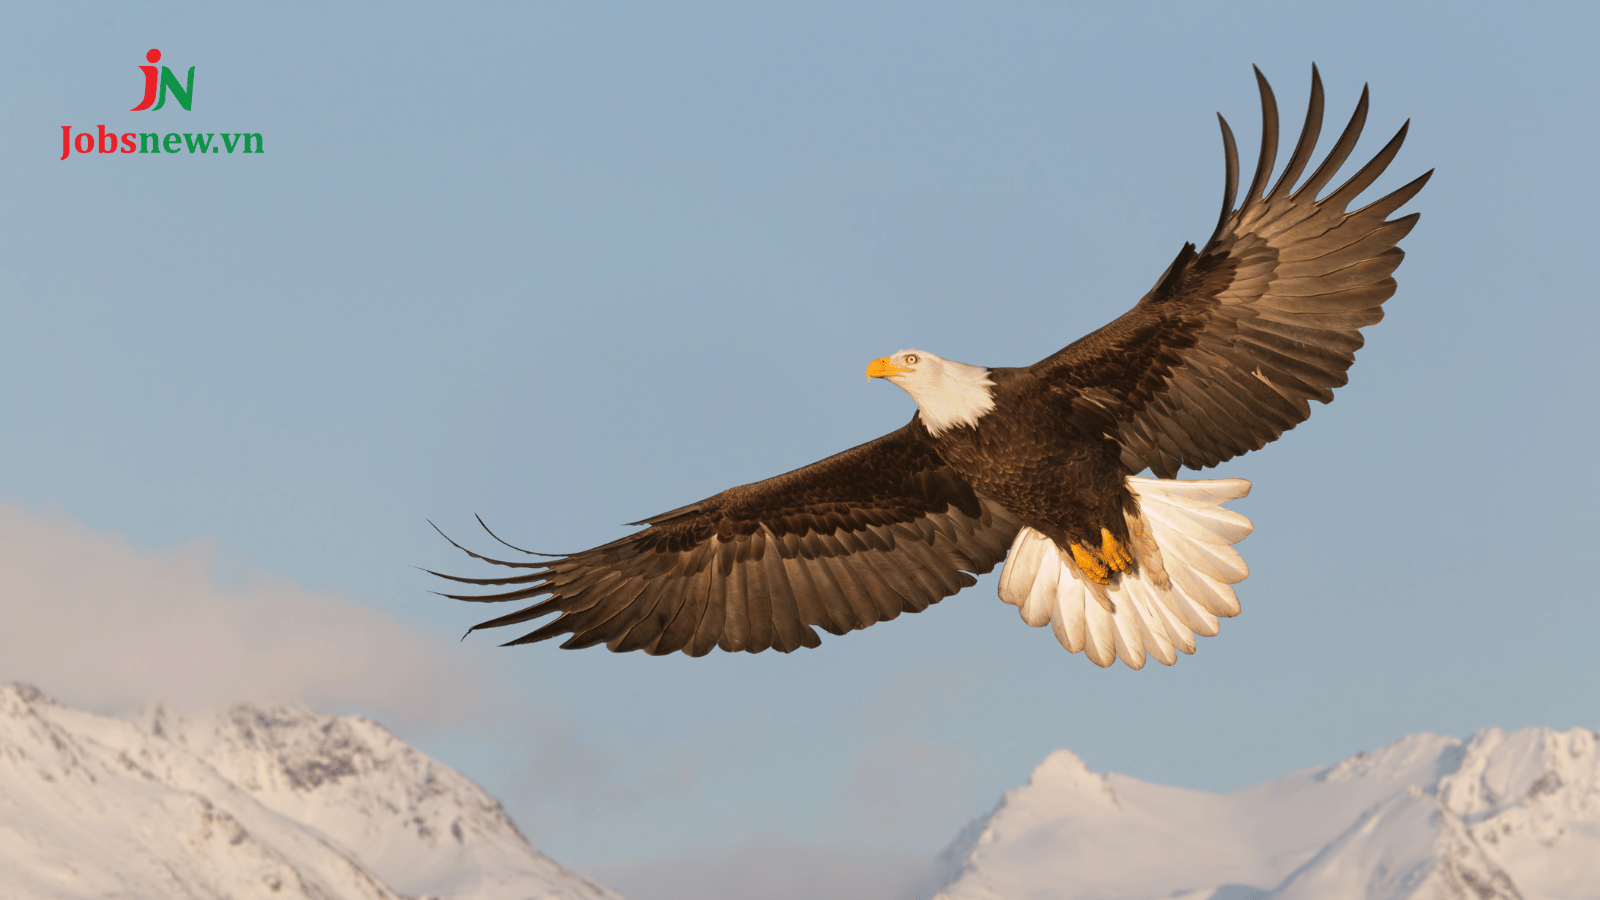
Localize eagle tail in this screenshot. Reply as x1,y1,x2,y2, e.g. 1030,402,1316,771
997,477,1252,669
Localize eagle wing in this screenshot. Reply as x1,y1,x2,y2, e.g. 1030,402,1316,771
434,419,1022,656
1031,66,1431,478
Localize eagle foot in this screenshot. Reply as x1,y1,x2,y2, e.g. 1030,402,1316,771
1070,543,1112,585
1099,527,1134,574
1069,529,1135,586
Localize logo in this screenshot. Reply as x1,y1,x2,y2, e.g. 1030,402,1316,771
130,48,193,111
59,48,264,161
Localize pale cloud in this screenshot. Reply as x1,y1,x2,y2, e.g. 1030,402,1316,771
0,502,498,727
587,834,941,900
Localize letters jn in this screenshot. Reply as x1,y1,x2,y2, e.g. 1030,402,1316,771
131,48,193,112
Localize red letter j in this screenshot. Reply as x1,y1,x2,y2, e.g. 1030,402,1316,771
60,125,71,160
131,49,162,111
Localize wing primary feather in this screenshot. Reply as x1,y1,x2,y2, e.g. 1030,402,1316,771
550,577,653,649
1244,65,1280,204
501,625,562,647
1348,170,1433,223
617,547,711,654
463,596,563,632
1207,114,1241,246
430,521,544,569
1281,215,1420,271
1323,121,1410,211
1269,63,1325,198
1253,281,1396,316
441,580,549,605
1294,83,1369,201
1241,315,1366,353
507,579,636,648
456,569,611,614
606,580,678,653
474,515,560,557
1269,252,1403,295
424,568,549,588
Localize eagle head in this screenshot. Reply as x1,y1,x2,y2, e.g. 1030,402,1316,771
866,349,996,436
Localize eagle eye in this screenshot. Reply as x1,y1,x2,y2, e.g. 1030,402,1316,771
904,354,919,365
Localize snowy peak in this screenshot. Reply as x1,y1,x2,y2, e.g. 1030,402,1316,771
1435,727,1600,899
1027,749,1120,802
138,702,566,899
1268,785,1521,900
0,683,623,900
1440,726,1596,821
1317,732,1462,785
929,727,1600,900
0,684,400,900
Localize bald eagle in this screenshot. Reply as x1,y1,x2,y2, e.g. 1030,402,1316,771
435,67,1429,669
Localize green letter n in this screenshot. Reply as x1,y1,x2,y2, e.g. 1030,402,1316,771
152,66,195,111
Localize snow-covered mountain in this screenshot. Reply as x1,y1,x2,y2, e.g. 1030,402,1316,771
10,679,1596,900
0,683,623,900
928,727,1600,900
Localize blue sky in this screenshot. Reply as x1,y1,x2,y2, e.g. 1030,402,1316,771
3,3,1597,898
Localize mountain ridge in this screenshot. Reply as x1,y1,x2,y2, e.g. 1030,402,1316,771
0,682,623,900
928,727,1599,900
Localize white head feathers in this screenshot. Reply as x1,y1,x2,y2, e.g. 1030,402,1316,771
868,349,996,437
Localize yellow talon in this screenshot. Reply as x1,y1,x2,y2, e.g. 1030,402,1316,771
1070,544,1111,585
1070,528,1134,586
1100,527,1134,574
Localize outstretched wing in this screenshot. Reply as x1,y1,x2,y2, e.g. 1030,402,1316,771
1032,66,1431,478
434,419,1022,656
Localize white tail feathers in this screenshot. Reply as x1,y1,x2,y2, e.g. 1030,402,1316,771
996,476,1253,669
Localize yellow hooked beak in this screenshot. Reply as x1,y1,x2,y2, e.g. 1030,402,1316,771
866,357,913,379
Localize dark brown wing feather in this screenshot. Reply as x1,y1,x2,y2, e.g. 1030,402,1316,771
1032,66,1431,478
433,419,1023,655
